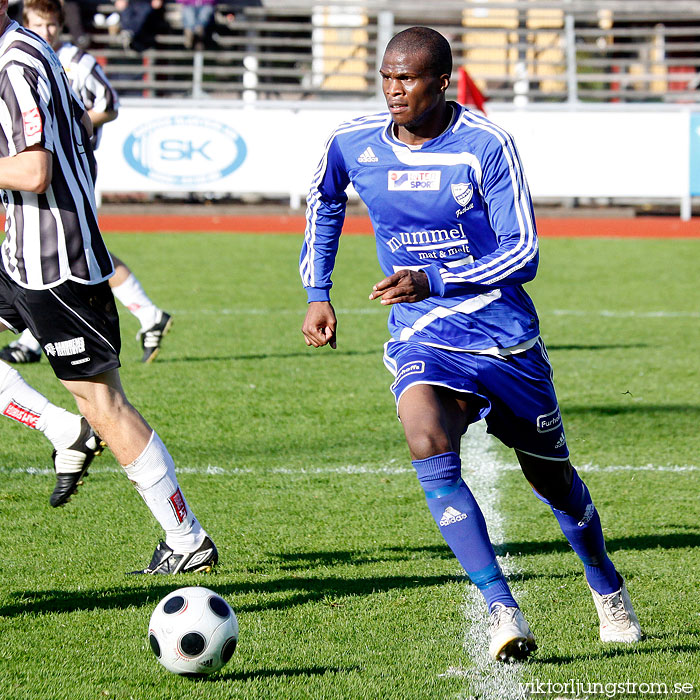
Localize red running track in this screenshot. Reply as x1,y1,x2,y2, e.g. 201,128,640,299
97,213,700,238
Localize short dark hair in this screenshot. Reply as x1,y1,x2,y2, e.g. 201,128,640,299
22,0,65,26
385,26,453,78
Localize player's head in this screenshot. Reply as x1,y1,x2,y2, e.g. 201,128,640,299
0,0,10,32
23,0,64,49
380,27,452,133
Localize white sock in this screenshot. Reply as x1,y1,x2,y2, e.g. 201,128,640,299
0,360,81,450
16,328,41,352
112,273,161,331
122,431,205,553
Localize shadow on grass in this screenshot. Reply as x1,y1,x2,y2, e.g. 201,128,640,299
534,640,700,665
271,545,451,570
0,572,456,619
155,348,380,364
198,665,361,683
546,343,649,351
500,531,700,557
562,404,700,416
6,532,697,619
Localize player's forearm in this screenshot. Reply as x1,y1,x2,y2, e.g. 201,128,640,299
300,202,345,296
424,244,539,297
0,147,52,193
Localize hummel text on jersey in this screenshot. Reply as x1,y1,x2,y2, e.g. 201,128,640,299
357,147,378,163
386,223,469,254
440,506,468,527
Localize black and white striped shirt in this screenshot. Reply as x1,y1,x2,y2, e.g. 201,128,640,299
57,42,119,150
0,21,113,290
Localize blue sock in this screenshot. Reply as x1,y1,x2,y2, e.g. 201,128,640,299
412,452,517,611
534,468,619,594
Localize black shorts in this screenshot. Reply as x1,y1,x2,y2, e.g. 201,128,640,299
0,267,121,380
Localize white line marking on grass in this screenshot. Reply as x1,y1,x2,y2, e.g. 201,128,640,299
3,462,697,477
441,421,528,700
156,308,383,316
550,309,700,319
577,464,700,473
159,307,700,320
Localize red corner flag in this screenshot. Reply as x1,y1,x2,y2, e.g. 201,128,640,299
457,66,487,114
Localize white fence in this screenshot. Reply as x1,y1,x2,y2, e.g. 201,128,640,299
95,100,697,217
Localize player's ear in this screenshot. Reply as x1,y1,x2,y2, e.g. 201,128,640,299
439,74,450,94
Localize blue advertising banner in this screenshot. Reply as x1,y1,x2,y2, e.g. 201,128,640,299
689,113,700,196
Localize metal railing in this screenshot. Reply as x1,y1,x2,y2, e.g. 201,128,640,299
84,1,700,103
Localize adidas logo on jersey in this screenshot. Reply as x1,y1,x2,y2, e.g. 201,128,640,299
440,506,467,527
357,147,378,163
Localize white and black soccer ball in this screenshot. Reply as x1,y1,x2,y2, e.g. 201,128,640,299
148,586,238,676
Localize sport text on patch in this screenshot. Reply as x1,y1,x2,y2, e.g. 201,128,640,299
388,171,441,191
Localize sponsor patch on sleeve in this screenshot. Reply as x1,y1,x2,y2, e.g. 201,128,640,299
22,107,42,140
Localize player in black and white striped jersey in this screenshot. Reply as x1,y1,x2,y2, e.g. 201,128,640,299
0,0,218,574
0,0,172,366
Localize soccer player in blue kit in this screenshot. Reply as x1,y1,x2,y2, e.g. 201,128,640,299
300,26,641,661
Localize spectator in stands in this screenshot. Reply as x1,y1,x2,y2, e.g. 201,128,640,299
115,0,164,51
62,0,101,48
177,0,216,50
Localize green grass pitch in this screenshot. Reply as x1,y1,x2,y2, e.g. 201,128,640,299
0,232,698,700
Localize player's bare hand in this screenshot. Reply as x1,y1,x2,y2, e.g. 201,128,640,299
369,269,430,305
302,301,337,349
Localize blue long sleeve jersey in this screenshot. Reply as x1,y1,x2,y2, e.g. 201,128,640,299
300,103,540,352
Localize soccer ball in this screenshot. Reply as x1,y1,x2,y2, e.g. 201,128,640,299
148,586,238,676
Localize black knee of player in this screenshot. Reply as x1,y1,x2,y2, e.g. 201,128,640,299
517,451,575,506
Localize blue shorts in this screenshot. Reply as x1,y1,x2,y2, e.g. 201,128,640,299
383,339,569,461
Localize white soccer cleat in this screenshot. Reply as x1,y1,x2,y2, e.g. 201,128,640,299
488,603,537,662
589,578,642,643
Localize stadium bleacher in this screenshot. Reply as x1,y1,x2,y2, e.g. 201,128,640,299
70,0,700,103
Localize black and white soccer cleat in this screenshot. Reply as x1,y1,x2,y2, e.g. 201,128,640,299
128,536,218,575
138,311,173,364
50,417,105,507
0,341,42,364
